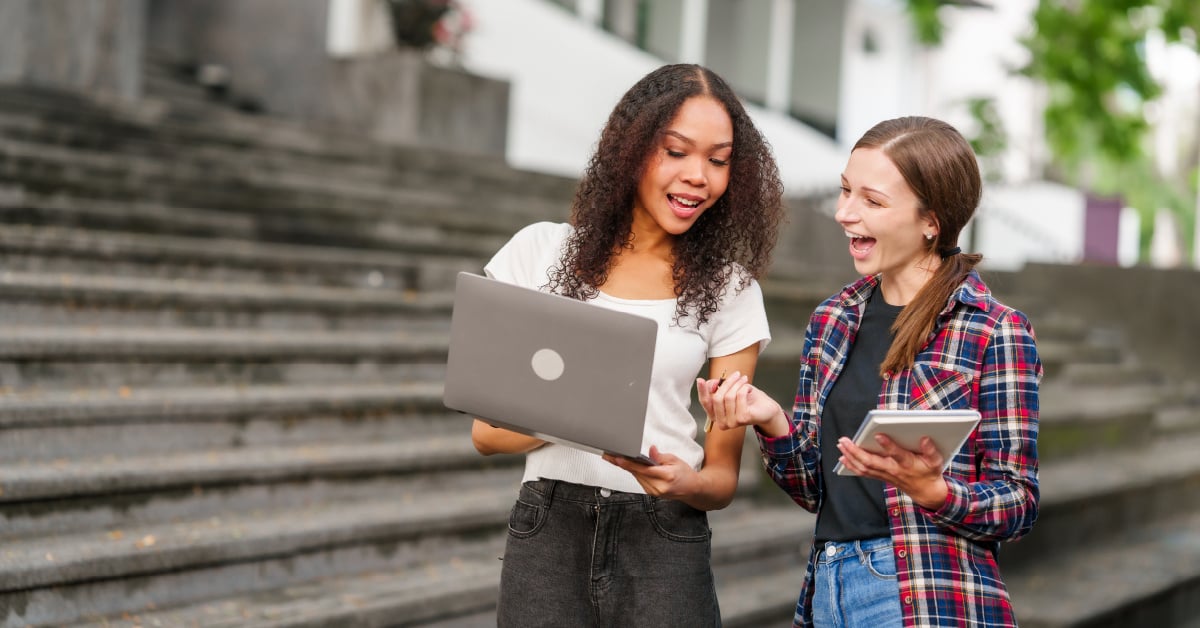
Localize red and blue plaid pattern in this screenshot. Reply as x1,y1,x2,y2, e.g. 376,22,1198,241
758,271,1041,627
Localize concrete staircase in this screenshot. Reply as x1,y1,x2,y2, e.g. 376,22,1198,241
1,80,1198,627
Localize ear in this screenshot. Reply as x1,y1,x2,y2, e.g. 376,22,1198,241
921,215,940,241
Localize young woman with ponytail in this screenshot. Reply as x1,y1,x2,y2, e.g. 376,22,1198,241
699,116,1042,627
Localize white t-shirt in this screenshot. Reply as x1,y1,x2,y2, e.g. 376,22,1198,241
483,222,772,494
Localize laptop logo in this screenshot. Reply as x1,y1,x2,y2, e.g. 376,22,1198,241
531,348,565,381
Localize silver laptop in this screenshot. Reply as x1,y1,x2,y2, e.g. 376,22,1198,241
443,272,658,465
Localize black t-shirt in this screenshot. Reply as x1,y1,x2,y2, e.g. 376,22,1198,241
814,287,903,543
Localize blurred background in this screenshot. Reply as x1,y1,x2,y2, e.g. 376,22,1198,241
0,0,1198,626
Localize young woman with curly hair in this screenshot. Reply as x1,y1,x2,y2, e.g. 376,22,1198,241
471,63,785,626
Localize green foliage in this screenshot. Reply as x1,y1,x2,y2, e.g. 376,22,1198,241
906,0,946,46
904,0,1200,260
1019,0,1200,262
965,97,1008,182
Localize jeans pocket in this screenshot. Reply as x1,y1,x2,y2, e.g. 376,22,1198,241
647,499,710,543
863,546,899,580
507,485,548,539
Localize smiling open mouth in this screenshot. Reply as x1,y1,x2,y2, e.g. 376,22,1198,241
847,232,877,256
668,194,702,217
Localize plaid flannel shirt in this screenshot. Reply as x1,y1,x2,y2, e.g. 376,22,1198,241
758,271,1041,627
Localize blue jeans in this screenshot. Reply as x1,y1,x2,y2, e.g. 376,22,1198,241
811,537,903,628
496,479,720,627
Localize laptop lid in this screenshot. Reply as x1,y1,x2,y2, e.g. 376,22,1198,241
446,272,662,463
443,272,658,465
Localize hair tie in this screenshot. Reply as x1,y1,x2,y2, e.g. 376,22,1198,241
940,246,961,259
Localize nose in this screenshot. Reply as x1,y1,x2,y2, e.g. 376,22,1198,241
680,156,708,187
834,195,858,225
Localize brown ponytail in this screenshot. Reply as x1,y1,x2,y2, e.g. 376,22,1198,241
881,252,982,376
851,117,984,377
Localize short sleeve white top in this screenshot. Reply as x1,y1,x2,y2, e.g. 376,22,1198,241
483,221,771,493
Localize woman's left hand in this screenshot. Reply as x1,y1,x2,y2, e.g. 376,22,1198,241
603,445,700,500
835,434,950,511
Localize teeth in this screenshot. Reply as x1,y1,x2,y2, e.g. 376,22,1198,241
671,195,700,208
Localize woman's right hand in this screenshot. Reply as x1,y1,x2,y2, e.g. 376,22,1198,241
696,372,791,438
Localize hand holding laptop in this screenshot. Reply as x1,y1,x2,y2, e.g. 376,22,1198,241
602,445,698,499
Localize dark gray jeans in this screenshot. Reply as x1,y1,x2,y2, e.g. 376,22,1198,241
497,479,721,627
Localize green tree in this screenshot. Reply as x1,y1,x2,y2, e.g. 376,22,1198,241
906,0,1200,263
1020,0,1199,262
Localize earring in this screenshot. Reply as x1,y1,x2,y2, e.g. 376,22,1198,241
925,233,935,241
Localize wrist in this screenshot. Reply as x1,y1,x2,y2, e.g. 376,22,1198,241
757,407,790,439
914,477,950,511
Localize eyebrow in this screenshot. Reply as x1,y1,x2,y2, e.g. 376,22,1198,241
840,175,893,200
664,130,733,150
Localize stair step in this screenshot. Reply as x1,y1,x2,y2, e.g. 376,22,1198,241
0,485,512,590
0,325,452,388
65,503,812,628
0,435,489,502
1008,509,1200,628
0,270,451,324
1055,360,1167,387
0,381,445,428
1036,381,1162,458
0,326,449,360
0,90,579,199
0,88,577,188
0,462,517,544
717,565,804,628
0,185,512,258
1001,431,1200,570
0,136,568,234
1,514,510,627
0,324,451,357
0,408,468,463
0,224,490,290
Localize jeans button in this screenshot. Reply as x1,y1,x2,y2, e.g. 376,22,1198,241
599,488,612,497
826,545,837,556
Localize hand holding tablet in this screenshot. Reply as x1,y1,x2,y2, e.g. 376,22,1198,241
834,409,981,477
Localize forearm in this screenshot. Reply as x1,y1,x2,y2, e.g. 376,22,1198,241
676,461,741,511
925,473,1038,542
470,419,545,455
759,423,822,512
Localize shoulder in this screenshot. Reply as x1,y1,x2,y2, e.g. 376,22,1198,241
948,275,1037,347
485,222,572,287
507,221,572,251
812,275,875,321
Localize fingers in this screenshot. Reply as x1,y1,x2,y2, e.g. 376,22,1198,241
838,434,944,486
710,372,749,429
696,377,713,407
603,446,688,498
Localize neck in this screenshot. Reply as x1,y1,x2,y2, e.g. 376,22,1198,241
878,256,940,306
625,212,676,258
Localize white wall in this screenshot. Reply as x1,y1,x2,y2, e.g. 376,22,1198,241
456,0,846,195
924,0,1042,182
837,0,925,145
975,181,1084,271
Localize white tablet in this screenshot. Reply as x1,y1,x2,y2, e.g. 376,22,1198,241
833,409,981,477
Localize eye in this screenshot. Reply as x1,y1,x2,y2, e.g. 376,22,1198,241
839,186,851,196
865,197,882,207
709,158,729,167
666,149,685,158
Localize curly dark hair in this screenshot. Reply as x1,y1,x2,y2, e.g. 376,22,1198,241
544,64,785,326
